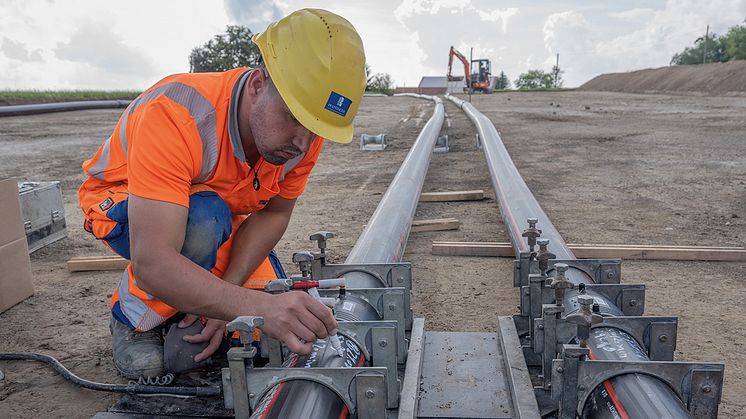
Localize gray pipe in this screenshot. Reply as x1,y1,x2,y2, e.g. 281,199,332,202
0,100,131,117
251,95,444,418
446,94,690,418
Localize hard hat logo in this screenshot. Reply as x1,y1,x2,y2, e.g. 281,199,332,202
252,8,366,144
325,92,352,117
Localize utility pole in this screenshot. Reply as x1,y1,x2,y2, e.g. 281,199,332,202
555,53,560,87
703,24,709,64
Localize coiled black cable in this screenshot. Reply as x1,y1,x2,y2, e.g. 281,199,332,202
0,352,221,397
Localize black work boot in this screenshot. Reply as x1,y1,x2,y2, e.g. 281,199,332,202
110,315,165,379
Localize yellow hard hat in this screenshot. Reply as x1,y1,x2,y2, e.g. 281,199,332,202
252,9,366,144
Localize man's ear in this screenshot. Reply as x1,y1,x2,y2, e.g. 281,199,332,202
246,69,268,99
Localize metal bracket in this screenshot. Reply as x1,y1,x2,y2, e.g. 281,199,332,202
512,251,535,287
319,287,409,362
336,321,400,408
538,303,565,389
434,134,449,153
314,262,412,290
223,366,388,418
315,262,413,330
535,315,678,366
552,345,724,418
360,133,387,151
583,283,646,316
514,257,621,289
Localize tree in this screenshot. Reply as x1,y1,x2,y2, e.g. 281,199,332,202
366,72,395,95
495,71,511,89
550,63,564,88
514,69,555,89
725,24,746,61
189,25,261,72
671,33,729,65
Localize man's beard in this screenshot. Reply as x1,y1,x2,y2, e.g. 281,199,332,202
261,145,300,165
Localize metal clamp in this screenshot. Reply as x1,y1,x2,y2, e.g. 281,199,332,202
522,217,541,252
565,295,602,348
535,315,679,365
315,262,413,330
309,231,335,263
434,134,449,153
583,283,646,316
314,262,412,290
552,344,724,418
336,321,400,408
223,366,388,418
515,258,622,288
320,287,409,362
360,133,387,151
292,251,315,278
224,316,264,417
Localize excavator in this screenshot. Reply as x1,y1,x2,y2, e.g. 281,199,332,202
447,46,493,93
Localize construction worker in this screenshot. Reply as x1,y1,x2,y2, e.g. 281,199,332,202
77,9,366,379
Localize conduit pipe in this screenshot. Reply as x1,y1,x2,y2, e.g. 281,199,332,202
251,95,444,418
446,93,690,418
0,100,131,117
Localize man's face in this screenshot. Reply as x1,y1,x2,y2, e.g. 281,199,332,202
249,79,316,165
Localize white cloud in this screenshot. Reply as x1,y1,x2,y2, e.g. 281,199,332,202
224,0,282,33
1,0,746,90
2,37,43,62
608,8,655,21
394,0,472,23
54,20,155,76
476,7,518,33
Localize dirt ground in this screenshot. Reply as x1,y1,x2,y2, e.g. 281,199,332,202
0,91,744,418
580,60,746,97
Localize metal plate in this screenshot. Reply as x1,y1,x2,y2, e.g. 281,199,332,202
418,332,513,418
17,181,66,253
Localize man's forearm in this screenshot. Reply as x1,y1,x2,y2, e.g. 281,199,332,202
133,249,272,321
222,203,294,286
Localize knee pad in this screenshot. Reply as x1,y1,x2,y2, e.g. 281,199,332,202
181,191,231,271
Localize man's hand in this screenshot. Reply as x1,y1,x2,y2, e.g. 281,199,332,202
260,291,338,355
179,314,227,362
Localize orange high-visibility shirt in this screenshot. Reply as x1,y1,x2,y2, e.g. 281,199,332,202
79,67,323,239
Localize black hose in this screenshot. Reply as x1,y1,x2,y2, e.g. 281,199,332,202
0,352,221,397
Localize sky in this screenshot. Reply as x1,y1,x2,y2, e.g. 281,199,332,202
1,0,745,90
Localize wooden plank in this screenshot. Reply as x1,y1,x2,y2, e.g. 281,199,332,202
431,241,746,262
411,218,460,233
67,256,128,272
420,190,484,202
432,241,514,257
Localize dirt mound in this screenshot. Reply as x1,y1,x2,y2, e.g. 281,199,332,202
579,60,746,96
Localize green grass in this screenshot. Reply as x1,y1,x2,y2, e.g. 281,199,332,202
0,90,142,106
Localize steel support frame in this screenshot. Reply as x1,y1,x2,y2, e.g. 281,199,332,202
314,262,413,330
319,287,409,362
552,344,724,419
446,93,710,418
513,254,622,288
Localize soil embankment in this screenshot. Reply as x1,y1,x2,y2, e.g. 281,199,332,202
580,60,746,96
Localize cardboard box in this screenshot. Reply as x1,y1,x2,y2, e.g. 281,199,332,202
0,178,34,313
0,179,26,244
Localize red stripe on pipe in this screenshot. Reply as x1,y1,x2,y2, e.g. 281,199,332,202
261,354,302,418
340,352,368,419
588,349,631,419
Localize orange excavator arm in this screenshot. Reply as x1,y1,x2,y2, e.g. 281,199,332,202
447,46,471,84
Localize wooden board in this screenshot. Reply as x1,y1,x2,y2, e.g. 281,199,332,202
411,218,460,233
67,255,128,272
419,190,484,202
431,241,746,262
